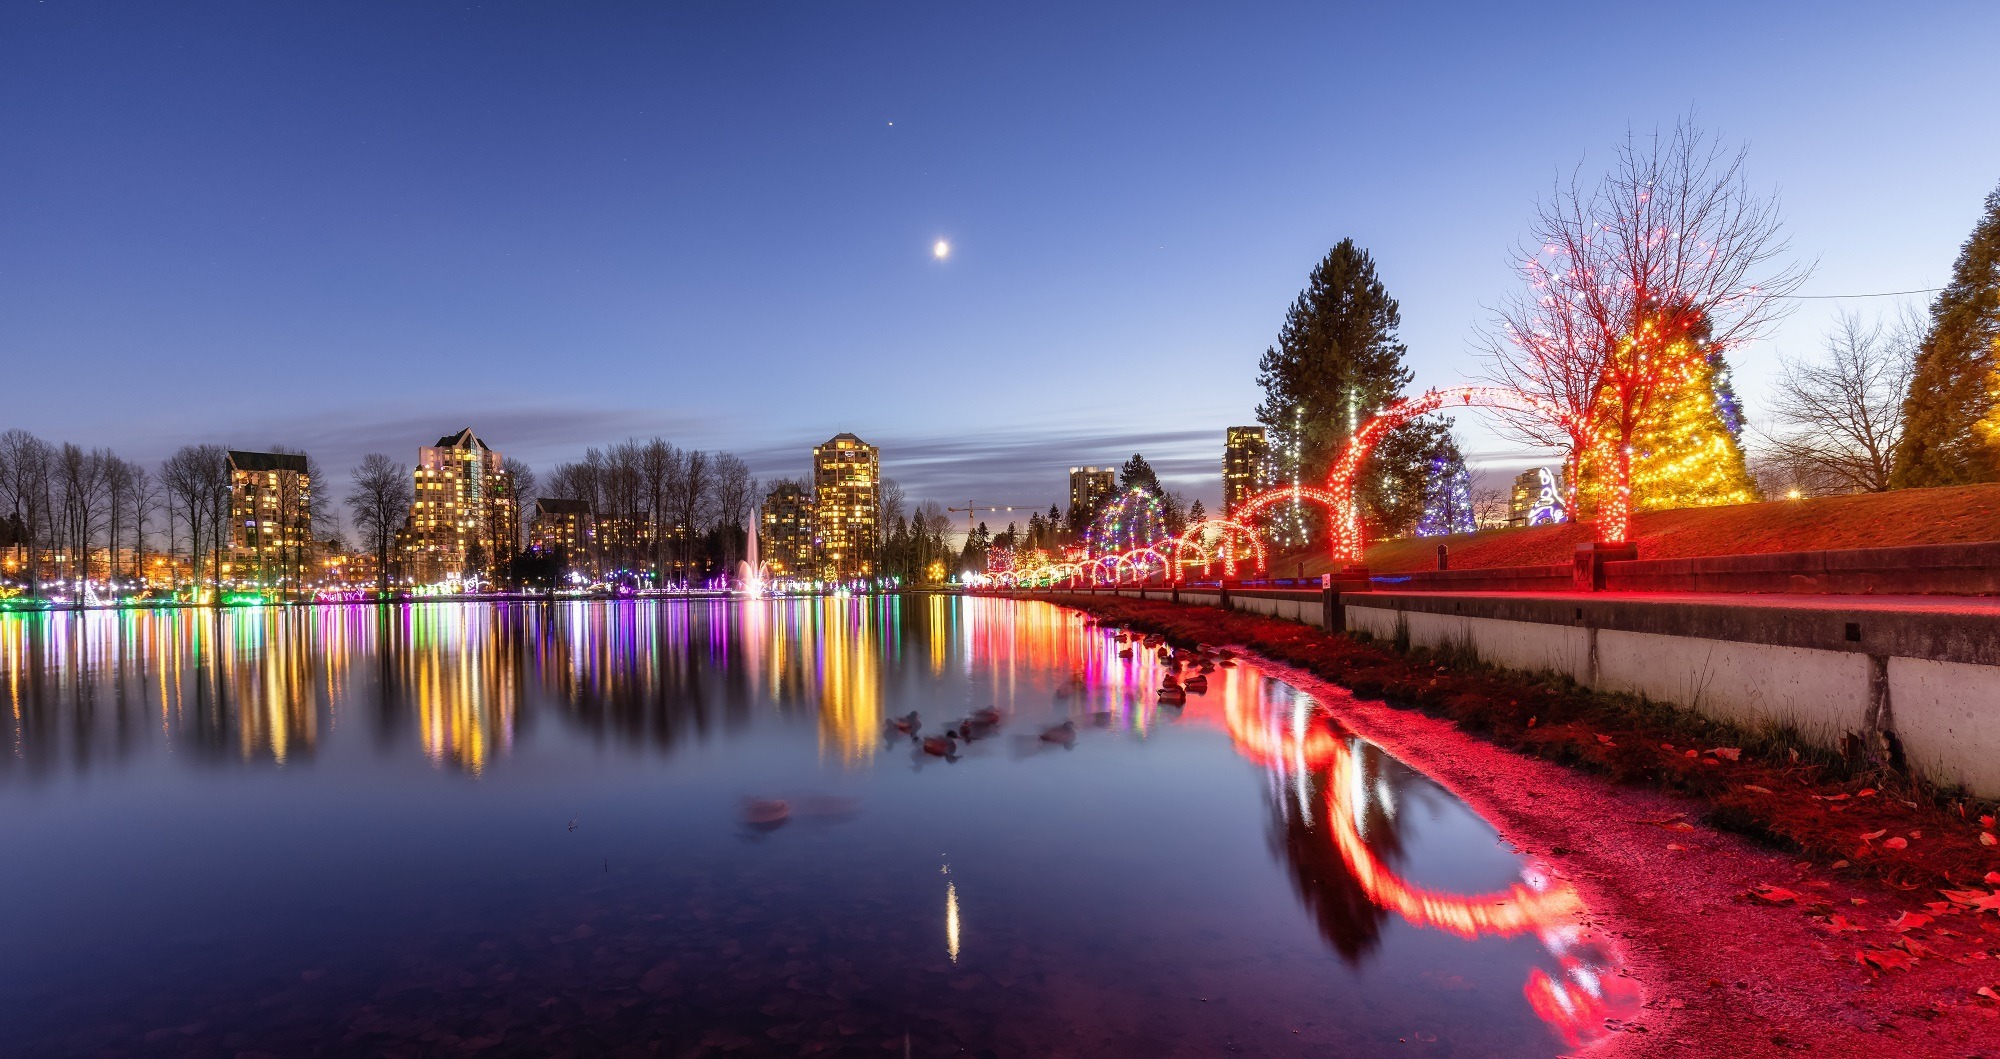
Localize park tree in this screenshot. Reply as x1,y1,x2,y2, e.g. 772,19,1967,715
1488,119,1803,541
1765,311,1916,495
1615,310,1759,511
1891,184,2000,487
346,453,413,593
1414,436,1475,537
1255,239,1417,543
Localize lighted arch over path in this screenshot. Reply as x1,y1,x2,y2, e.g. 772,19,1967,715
1324,386,1594,563
1175,518,1268,577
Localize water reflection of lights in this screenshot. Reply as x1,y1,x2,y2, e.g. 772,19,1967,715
1213,658,1634,1046
943,860,961,965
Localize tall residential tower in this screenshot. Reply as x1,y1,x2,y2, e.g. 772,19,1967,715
1222,426,1269,515
811,433,879,581
403,428,513,584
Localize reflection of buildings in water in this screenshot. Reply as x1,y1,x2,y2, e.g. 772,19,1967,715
0,609,333,773
405,605,515,774
813,597,881,767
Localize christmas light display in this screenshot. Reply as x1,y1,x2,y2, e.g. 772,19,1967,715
1084,489,1169,558
1320,387,1593,562
1621,343,1757,511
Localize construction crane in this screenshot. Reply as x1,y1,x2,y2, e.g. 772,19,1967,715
946,503,1037,541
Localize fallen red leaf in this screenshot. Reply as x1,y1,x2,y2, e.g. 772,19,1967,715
1857,788,1877,798
1981,832,1997,847
1860,948,1914,972
1889,912,1933,932
1977,986,2000,1003
1884,837,1909,850
1743,785,1774,794
1861,829,1888,841
1985,872,2000,885
1710,747,1742,762
1751,885,1800,905
1823,914,1863,933
1980,814,1995,829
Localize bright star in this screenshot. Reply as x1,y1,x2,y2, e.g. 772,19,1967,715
933,239,950,260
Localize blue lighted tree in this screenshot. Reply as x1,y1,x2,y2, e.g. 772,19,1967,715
1414,441,1475,537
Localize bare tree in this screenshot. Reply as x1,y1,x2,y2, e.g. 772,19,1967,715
161,444,230,594
639,439,681,580
0,430,55,594
1762,311,1917,495
498,455,532,555
670,449,713,578
1488,118,1806,540
103,455,136,592
710,453,756,569
346,453,412,594
56,444,109,599
126,462,160,586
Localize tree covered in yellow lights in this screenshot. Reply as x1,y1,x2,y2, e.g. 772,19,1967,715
1577,309,1759,515
1627,341,1759,510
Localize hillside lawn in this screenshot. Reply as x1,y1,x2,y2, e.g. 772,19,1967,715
1275,482,2000,576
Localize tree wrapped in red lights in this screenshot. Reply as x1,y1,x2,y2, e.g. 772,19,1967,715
1488,120,1804,542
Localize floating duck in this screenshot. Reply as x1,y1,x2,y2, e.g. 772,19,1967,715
890,711,922,734
1182,674,1209,694
1156,686,1187,706
1039,721,1077,747
1118,647,1133,659
921,733,959,757
969,706,1003,726
741,798,790,829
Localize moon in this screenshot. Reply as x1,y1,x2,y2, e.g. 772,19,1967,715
933,239,950,260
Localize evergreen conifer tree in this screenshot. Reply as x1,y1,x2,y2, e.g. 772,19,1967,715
1892,184,2000,487
1255,239,1415,543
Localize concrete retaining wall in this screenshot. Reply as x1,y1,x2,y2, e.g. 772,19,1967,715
1345,594,2000,797
1000,584,2000,797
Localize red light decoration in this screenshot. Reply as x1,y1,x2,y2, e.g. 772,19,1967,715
1175,518,1268,578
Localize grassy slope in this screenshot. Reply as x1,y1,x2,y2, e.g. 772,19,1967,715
1277,483,2000,575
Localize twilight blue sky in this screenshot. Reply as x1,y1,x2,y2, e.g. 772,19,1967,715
4,1,1998,526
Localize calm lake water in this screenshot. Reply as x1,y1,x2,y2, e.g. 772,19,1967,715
0,597,1633,1057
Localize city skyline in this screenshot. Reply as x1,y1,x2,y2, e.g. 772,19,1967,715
5,3,1999,513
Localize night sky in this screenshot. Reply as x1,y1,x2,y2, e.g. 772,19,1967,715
4,2,1997,527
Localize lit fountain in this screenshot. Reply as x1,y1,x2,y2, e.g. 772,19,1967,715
736,512,770,597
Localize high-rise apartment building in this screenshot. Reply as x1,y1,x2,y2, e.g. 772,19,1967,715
1067,467,1115,523
226,450,314,587
529,498,592,564
404,428,513,584
811,433,879,581
1222,426,1269,515
759,481,816,578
